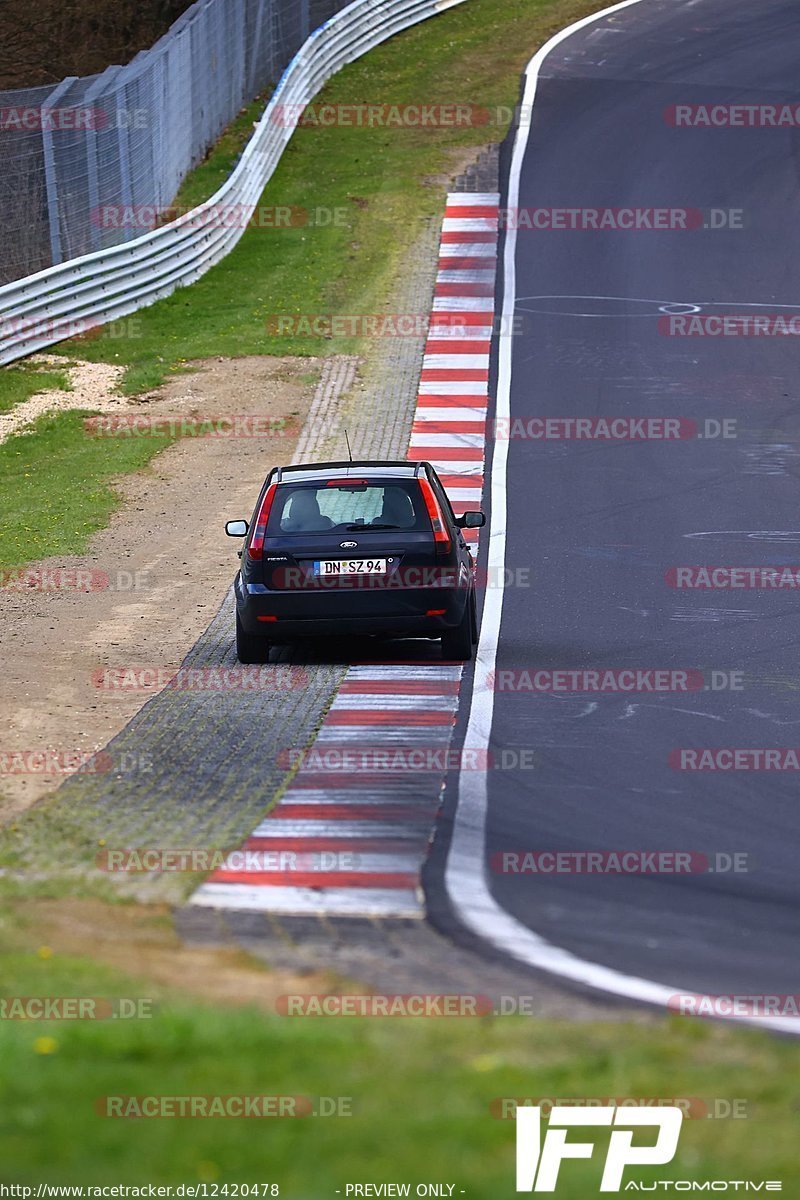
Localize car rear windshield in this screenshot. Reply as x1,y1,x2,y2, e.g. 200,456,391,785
266,480,430,536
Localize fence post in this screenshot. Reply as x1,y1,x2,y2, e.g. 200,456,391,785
116,80,135,232
40,76,77,266
83,68,122,253
249,0,267,96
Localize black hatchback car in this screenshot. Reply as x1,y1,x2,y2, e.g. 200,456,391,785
225,460,485,662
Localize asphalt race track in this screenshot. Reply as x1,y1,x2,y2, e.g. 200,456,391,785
440,0,800,1005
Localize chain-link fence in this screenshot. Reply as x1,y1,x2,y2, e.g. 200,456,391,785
0,0,351,284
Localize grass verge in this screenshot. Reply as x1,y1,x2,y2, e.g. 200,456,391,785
0,412,174,570
1,900,799,1190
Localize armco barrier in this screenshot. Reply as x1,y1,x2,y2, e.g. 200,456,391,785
0,0,467,367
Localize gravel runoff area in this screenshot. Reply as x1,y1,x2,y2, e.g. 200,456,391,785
0,357,127,445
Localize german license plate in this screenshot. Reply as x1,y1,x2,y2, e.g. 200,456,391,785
313,558,388,576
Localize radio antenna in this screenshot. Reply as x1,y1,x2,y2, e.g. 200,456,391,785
344,428,353,462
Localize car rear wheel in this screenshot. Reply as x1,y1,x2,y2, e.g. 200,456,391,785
442,593,475,661
236,609,270,664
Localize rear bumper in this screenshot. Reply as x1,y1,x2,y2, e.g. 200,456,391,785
235,574,468,639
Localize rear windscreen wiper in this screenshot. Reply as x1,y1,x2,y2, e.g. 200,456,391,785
345,523,401,530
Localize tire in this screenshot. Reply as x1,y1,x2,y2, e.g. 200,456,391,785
470,589,479,644
441,593,475,661
236,609,270,664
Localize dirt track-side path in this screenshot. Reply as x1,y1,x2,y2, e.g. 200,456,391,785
0,355,325,820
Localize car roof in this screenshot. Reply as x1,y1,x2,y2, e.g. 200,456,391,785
269,460,431,484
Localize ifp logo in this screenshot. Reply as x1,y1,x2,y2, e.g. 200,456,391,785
516,1104,683,1192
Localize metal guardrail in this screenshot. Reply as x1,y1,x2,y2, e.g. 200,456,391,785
0,0,466,367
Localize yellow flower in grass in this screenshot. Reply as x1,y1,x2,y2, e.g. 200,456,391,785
33,1037,58,1055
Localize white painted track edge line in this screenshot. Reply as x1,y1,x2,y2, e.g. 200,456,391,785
440,1,799,1036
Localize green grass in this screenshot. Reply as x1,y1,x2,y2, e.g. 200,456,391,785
0,411,174,569
0,362,72,414
1,912,799,1190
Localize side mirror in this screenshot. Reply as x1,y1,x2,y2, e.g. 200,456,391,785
456,511,486,529
225,519,249,537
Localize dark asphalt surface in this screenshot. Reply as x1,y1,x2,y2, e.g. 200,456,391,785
478,0,800,996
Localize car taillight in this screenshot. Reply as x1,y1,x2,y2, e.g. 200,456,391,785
418,478,451,555
247,483,278,560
